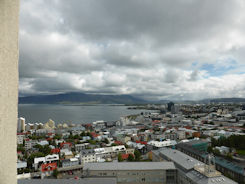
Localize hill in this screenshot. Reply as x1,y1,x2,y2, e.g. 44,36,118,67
18,92,147,105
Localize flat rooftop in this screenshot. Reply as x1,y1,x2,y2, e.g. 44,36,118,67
18,178,117,184
158,148,203,170
186,170,238,184
83,161,176,171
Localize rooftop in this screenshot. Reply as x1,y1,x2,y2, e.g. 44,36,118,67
186,169,237,184
18,178,117,184
83,161,175,171
158,148,203,170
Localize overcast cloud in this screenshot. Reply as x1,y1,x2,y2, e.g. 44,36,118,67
19,0,245,100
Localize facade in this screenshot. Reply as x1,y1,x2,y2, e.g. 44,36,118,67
62,158,80,168
75,143,90,152
80,149,97,163
25,139,37,150
17,134,25,145
94,145,126,159
83,162,176,184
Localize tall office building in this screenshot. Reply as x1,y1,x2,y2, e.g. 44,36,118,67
17,117,25,132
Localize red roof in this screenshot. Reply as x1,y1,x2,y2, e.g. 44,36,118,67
17,133,25,135
121,154,129,160
152,120,160,123
51,148,60,154
114,141,123,145
136,140,147,145
91,132,99,138
46,138,53,141
60,142,72,148
41,162,57,172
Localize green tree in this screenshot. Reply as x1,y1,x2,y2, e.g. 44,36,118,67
134,149,141,161
53,134,62,140
127,154,135,162
80,131,86,137
213,148,221,156
53,168,59,178
27,152,45,168
118,153,123,162
207,146,213,153
104,138,109,144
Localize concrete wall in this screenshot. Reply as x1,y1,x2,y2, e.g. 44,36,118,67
84,170,167,184
0,0,19,184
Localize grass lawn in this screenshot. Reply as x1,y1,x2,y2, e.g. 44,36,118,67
237,150,245,156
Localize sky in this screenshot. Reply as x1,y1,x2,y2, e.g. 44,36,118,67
19,0,245,101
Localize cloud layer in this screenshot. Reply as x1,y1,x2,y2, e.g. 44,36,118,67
19,0,245,100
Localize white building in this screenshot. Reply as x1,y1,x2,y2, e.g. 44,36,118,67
17,117,25,132
17,134,25,145
33,154,59,170
80,149,97,163
148,139,177,148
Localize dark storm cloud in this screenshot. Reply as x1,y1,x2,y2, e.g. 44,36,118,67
19,0,245,100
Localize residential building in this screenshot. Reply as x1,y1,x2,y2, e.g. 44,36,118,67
80,149,97,163
62,158,80,168
17,133,25,145
75,143,90,152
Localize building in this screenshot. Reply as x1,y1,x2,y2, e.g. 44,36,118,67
176,141,245,183
62,158,80,168
147,140,177,149
94,145,126,159
33,154,59,171
177,139,209,153
17,133,25,145
80,149,97,163
75,143,90,152
18,178,117,184
24,139,37,150
83,162,176,184
152,148,237,184
17,117,26,132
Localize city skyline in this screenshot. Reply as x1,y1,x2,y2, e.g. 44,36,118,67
19,0,245,100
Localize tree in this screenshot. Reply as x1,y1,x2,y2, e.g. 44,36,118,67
53,168,59,178
207,146,213,153
118,153,123,162
80,131,86,137
103,138,109,144
27,152,45,168
225,153,233,160
213,148,221,156
128,154,134,162
134,149,141,161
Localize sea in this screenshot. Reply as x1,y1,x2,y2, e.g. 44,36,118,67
18,104,153,124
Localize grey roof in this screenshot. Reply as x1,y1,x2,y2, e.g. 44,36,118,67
183,139,208,146
83,161,175,171
18,178,116,184
186,170,238,184
158,148,203,170
80,149,95,155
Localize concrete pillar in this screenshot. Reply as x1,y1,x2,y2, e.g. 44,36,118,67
0,0,19,184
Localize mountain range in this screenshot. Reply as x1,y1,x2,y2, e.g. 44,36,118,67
18,92,245,105
18,92,147,105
